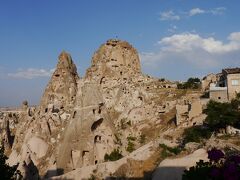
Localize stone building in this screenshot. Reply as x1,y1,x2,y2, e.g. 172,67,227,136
209,68,240,101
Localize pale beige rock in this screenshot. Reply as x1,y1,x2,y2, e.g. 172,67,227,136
152,149,208,180
86,39,141,82
3,39,215,180
40,51,79,111
27,136,49,159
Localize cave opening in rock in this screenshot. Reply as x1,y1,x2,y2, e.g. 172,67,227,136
91,118,103,132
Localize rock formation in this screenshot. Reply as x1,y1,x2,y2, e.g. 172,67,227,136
86,39,141,82
2,39,236,180
40,51,79,112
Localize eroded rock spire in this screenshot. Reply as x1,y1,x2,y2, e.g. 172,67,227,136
40,51,79,111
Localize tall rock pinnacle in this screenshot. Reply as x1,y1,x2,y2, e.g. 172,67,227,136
40,51,79,111
86,39,141,81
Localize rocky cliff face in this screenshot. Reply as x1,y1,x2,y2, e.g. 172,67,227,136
86,39,141,82
2,39,206,179
40,51,79,111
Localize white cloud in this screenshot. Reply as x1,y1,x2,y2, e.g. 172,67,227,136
228,32,240,41
159,10,180,21
8,68,55,79
160,7,226,21
210,7,226,15
188,7,226,17
140,32,240,79
158,33,240,54
189,8,205,16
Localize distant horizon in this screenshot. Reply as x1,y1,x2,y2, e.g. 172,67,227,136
0,0,240,106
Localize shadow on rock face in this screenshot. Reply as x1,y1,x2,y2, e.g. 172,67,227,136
105,169,154,180
43,168,65,179
152,166,186,180
106,166,186,180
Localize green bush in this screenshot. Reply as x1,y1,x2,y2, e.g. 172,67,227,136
104,149,123,161
182,160,212,180
126,141,135,153
177,77,201,89
127,136,136,141
159,144,182,155
159,144,182,158
203,100,240,130
183,126,212,143
183,94,240,144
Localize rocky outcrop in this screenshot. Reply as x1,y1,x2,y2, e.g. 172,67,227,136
40,51,79,111
51,140,158,180
56,82,116,172
3,39,205,179
152,149,208,180
86,39,141,82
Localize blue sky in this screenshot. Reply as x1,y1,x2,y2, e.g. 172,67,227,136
0,0,240,106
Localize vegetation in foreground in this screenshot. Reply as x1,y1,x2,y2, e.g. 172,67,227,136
183,148,240,180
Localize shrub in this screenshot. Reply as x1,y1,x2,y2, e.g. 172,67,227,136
182,148,240,180
104,149,123,161
126,141,135,153
159,144,182,158
127,136,136,141
177,77,201,89
183,126,212,144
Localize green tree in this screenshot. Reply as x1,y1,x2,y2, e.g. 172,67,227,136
177,77,201,89
203,100,240,130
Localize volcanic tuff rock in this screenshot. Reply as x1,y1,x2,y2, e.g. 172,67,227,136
86,39,141,82
1,39,215,179
40,51,79,111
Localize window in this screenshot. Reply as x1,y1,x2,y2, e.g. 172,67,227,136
232,80,239,86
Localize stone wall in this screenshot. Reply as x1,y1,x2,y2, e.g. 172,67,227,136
226,73,240,100
209,90,228,102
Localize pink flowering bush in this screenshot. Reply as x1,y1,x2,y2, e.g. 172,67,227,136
182,148,240,180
